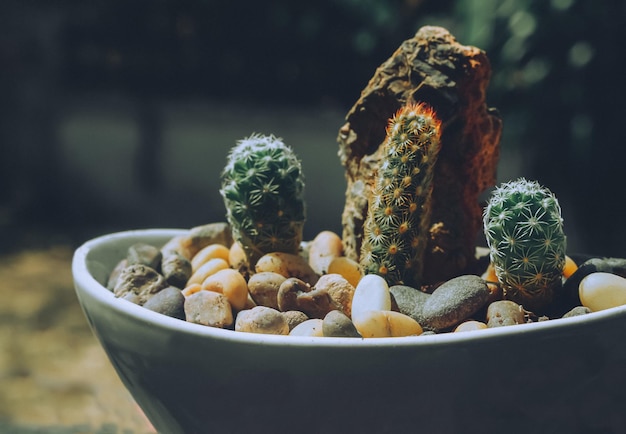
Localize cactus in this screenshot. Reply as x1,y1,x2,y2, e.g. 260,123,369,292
360,102,442,286
483,178,566,311
220,134,305,267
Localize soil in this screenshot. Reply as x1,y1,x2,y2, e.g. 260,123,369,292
0,245,155,433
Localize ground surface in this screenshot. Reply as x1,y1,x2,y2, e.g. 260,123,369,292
0,245,155,434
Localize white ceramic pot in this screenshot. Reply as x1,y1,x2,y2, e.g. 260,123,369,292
72,229,626,434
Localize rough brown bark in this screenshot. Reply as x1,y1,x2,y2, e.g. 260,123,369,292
337,26,502,285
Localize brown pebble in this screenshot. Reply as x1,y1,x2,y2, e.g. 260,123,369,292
277,278,333,319
248,272,286,310
316,274,355,317
486,300,525,327
282,310,309,331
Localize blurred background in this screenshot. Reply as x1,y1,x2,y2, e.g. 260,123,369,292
2,0,626,256
1,0,625,431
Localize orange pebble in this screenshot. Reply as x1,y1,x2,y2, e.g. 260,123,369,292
563,255,578,279
228,242,247,269
482,263,498,283
182,283,202,297
454,320,488,333
328,256,362,287
187,258,230,286
202,268,249,311
191,244,231,272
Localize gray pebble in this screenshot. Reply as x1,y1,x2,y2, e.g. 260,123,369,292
322,310,362,338
562,306,592,318
113,265,168,305
127,243,162,270
161,251,192,289
420,275,490,331
143,286,186,320
389,284,431,323
106,259,128,291
183,222,233,258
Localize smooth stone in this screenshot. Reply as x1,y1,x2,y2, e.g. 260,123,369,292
282,310,309,331
161,251,192,289
322,310,361,338
579,272,626,312
106,259,128,291
290,319,325,337
389,284,431,323
352,310,422,338
127,243,163,270
454,320,488,332
420,275,490,331
562,306,592,318
563,257,626,306
143,286,186,320
486,300,525,327
351,274,391,319
184,290,233,328
248,272,286,310
235,306,289,335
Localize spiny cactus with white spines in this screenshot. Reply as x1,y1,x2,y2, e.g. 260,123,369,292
220,134,305,267
483,178,567,311
360,102,442,286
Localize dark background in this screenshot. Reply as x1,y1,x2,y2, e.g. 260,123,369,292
1,0,625,256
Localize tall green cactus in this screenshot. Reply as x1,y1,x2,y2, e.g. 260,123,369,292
483,178,566,311
360,102,442,286
220,134,305,267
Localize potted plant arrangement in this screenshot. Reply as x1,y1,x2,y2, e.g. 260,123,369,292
73,26,626,434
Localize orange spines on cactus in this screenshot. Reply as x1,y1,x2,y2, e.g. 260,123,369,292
360,102,442,286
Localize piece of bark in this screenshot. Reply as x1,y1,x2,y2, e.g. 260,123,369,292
337,26,502,285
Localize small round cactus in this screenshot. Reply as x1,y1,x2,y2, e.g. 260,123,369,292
483,178,567,311
360,102,442,286
220,134,305,267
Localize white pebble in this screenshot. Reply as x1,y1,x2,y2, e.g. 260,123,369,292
289,319,325,337
351,274,391,319
579,272,626,311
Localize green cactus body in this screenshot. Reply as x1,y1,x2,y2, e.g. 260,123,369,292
360,103,441,287
483,178,566,311
220,134,305,267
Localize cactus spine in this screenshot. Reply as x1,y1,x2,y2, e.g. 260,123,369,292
220,134,305,267
483,178,566,311
360,102,442,286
